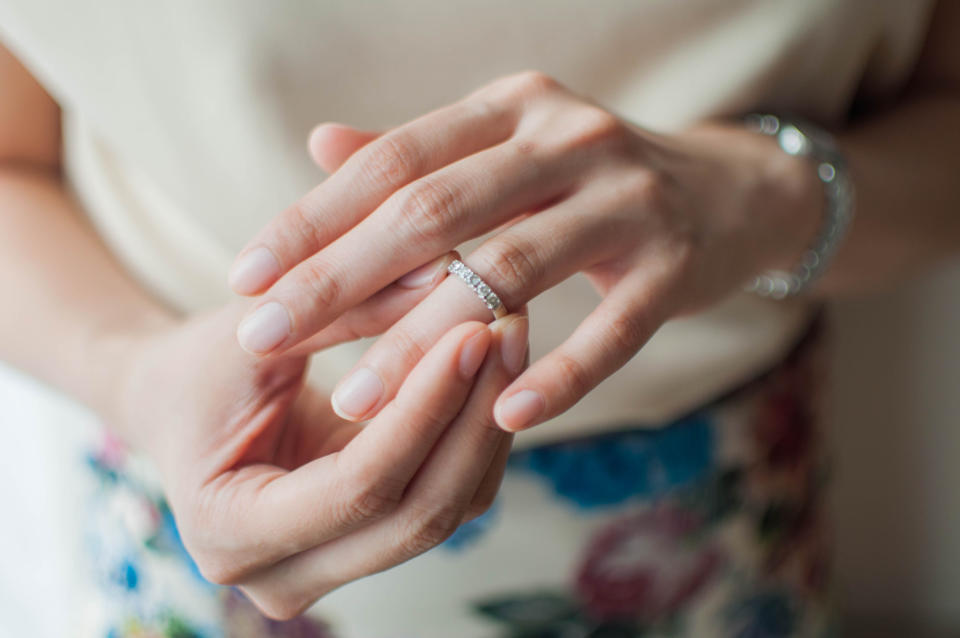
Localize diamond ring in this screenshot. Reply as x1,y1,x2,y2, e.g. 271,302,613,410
447,259,508,320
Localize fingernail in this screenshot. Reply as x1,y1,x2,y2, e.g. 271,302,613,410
495,389,544,431
237,302,291,354
397,255,449,289
499,317,529,376
229,246,281,295
332,368,384,420
459,329,490,380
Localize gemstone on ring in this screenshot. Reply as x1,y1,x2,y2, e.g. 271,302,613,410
447,259,507,319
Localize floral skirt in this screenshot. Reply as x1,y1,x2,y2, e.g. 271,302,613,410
83,316,833,638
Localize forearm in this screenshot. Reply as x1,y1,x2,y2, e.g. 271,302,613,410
0,165,176,428
819,90,960,295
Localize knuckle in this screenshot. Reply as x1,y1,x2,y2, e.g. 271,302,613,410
282,199,328,256
358,134,422,187
458,94,508,127
398,504,464,556
485,70,562,105
177,506,252,586
244,587,313,622
474,236,542,296
458,93,516,134
552,351,593,399
509,70,561,97
626,169,670,210
563,107,628,152
463,492,497,522
661,228,700,285
384,394,452,444
395,177,462,245
404,406,453,440
388,327,429,370
298,257,343,310
341,471,405,525
605,311,649,354
193,552,247,587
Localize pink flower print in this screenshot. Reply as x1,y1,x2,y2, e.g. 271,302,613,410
98,429,129,468
575,505,722,623
754,387,814,471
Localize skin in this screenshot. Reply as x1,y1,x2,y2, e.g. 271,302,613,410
231,5,960,434
0,43,525,619
1,0,959,621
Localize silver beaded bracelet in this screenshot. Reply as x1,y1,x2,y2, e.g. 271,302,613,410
742,113,855,299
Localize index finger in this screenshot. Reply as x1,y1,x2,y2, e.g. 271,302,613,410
194,321,490,582
228,97,515,297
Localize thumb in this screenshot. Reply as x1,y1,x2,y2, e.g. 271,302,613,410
307,122,381,173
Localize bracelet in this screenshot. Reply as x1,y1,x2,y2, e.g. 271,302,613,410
742,113,855,299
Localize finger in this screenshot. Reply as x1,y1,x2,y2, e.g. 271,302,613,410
463,406,516,522
228,97,517,296
201,320,491,583
270,390,364,469
464,319,527,520
328,188,611,421
307,123,380,173
284,252,457,356
494,270,677,432
236,133,570,356
239,314,527,619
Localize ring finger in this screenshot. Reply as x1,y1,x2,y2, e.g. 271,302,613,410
329,186,617,422
237,132,571,356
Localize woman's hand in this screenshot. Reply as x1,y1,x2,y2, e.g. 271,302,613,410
228,70,822,432
103,280,527,619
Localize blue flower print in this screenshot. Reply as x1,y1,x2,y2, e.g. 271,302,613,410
441,501,500,552
725,589,799,638
508,413,714,509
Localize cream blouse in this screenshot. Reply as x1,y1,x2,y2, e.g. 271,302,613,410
0,0,933,449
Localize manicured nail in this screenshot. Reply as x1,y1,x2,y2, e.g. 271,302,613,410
332,367,384,420
237,302,291,354
397,255,449,289
229,246,281,295
499,317,529,376
495,389,544,431
459,329,490,380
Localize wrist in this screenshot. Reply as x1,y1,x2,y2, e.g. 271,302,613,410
741,114,855,298
679,119,825,287
80,312,179,451
753,129,825,275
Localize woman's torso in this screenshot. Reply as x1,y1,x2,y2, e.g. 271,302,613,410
0,0,933,447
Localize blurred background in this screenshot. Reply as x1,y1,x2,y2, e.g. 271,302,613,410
829,260,960,638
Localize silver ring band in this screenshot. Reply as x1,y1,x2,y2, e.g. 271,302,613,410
447,259,508,320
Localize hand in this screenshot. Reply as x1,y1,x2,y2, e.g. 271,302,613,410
103,273,527,619
228,70,821,432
